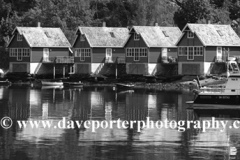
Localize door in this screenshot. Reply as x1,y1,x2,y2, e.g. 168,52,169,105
217,47,222,61
106,48,112,62
17,49,22,61
161,48,168,62
43,48,49,62
134,49,140,61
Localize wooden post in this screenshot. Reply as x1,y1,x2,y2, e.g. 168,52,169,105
63,66,65,79
53,65,55,79
115,64,118,79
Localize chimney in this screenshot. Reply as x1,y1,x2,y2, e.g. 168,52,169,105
103,22,106,27
155,23,158,26
37,22,41,27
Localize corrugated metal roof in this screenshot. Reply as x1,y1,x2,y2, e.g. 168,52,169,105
15,27,71,47
78,27,130,47
184,24,240,46
132,26,182,47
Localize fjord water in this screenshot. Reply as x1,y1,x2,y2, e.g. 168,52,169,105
0,86,240,160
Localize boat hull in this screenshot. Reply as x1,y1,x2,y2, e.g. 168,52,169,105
194,94,240,105
116,83,134,89
63,82,83,88
41,81,63,86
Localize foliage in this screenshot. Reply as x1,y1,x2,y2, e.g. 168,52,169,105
0,0,240,70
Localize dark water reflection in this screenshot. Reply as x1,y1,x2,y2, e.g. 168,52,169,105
0,86,240,159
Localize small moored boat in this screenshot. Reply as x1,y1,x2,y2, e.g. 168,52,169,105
189,73,240,108
0,80,11,86
41,81,63,86
116,83,134,89
63,81,83,88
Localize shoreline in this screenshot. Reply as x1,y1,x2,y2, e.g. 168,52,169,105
8,78,227,91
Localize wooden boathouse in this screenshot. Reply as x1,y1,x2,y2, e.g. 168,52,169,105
72,22,129,76
124,24,182,76
176,23,240,75
7,23,73,78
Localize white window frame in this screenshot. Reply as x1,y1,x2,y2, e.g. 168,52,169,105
17,49,22,61
75,48,91,61
17,34,23,41
134,33,140,41
134,48,140,61
187,47,194,60
187,31,194,38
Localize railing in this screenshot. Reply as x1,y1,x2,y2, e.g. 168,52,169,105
200,86,240,94
42,57,55,63
55,56,74,63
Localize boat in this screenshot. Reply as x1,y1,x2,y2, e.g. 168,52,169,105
116,83,134,89
41,81,63,86
63,81,83,88
188,73,240,109
0,80,11,86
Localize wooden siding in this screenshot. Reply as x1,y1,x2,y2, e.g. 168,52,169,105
229,47,240,57
76,63,90,74
126,57,148,63
178,32,203,46
112,48,125,63
31,48,43,62
125,33,148,48
92,48,105,63
74,57,91,63
178,55,204,62
31,48,69,63
205,47,216,62
73,34,91,48
168,48,178,58
149,48,161,63
9,57,30,62
8,34,30,48
49,48,69,57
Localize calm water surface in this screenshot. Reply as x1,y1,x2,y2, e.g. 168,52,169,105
0,86,240,160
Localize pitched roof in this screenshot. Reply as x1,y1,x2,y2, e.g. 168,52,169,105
75,27,130,48
8,27,71,48
178,23,240,46
130,26,182,47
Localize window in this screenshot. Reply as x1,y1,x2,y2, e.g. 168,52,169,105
134,49,140,61
44,32,51,38
110,32,115,38
9,48,30,58
187,31,194,38
17,34,23,41
106,48,112,62
194,47,203,56
178,47,188,56
162,31,169,37
217,30,223,36
126,48,147,57
75,48,91,61
187,47,194,60
80,34,85,41
17,49,22,61
134,33,140,40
